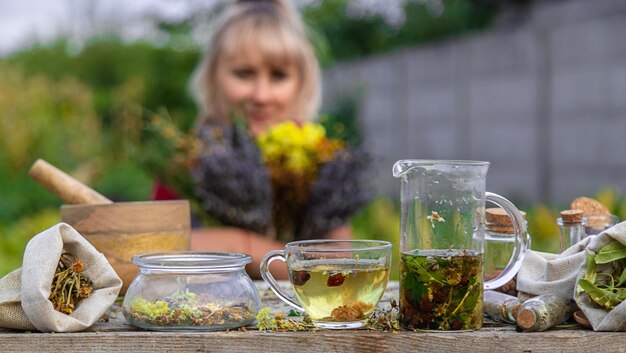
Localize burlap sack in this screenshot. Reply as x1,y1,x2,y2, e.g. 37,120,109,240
0,223,122,332
517,221,626,331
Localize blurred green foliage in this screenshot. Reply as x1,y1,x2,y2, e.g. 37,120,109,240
0,62,103,219
9,38,200,130
0,209,60,275
304,0,498,66
319,89,364,146
351,198,400,280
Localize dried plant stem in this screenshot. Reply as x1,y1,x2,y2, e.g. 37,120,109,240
49,253,93,315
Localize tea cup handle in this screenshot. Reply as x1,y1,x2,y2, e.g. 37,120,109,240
260,250,304,312
484,192,530,290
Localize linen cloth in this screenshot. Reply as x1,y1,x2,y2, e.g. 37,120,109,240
517,221,626,331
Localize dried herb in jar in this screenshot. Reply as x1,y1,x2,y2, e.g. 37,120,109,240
128,289,254,327
400,249,483,331
49,253,93,315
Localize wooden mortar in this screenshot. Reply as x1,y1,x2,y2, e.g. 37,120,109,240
61,200,191,294
29,159,191,295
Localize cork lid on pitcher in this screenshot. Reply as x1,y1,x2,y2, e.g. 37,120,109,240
486,208,527,234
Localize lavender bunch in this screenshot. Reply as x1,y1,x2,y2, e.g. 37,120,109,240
296,146,374,240
191,123,273,234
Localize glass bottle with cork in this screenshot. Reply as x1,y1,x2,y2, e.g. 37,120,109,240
484,207,527,296
557,209,585,253
484,290,521,324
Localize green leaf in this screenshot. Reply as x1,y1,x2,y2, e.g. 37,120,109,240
618,267,626,287
595,241,626,264
402,255,445,285
585,253,597,280
578,278,621,310
613,288,626,301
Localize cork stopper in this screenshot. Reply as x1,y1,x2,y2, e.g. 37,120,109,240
516,307,538,330
570,197,616,229
560,209,583,224
511,303,521,322
485,208,527,234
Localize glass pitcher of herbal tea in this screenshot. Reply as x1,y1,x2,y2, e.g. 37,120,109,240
393,160,529,331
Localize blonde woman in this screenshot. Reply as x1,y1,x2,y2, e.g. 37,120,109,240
191,0,320,135
167,0,371,278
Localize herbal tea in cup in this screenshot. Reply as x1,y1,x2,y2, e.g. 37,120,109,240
260,240,391,329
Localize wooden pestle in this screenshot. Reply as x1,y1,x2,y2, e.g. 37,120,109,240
29,159,112,204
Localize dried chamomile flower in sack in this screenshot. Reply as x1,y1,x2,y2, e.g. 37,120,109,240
0,223,122,332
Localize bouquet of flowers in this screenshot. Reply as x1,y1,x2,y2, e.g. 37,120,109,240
256,121,344,240
137,114,372,241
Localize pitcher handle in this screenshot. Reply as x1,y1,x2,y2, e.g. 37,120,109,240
260,250,304,311
484,192,530,290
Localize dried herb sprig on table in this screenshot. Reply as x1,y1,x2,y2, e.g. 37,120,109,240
577,240,626,310
49,253,93,315
256,308,315,331
366,300,400,333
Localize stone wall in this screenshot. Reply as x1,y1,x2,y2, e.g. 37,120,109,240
322,0,626,206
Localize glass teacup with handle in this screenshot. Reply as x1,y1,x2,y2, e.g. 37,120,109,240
393,160,529,331
260,239,392,329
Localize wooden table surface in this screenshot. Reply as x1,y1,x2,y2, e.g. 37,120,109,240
0,281,622,353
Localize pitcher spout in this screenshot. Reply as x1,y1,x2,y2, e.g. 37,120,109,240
393,159,490,179
392,160,420,178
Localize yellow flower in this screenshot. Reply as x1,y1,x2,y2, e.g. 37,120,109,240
256,121,343,178
286,149,311,172
300,122,325,148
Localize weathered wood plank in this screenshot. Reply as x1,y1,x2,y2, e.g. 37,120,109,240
0,329,622,353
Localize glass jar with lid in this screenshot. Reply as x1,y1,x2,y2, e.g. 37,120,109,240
557,209,585,252
484,207,528,295
122,252,261,331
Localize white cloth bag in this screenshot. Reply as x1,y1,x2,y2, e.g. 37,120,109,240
0,223,122,332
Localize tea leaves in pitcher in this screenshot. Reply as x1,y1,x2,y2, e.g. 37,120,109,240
399,249,483,331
